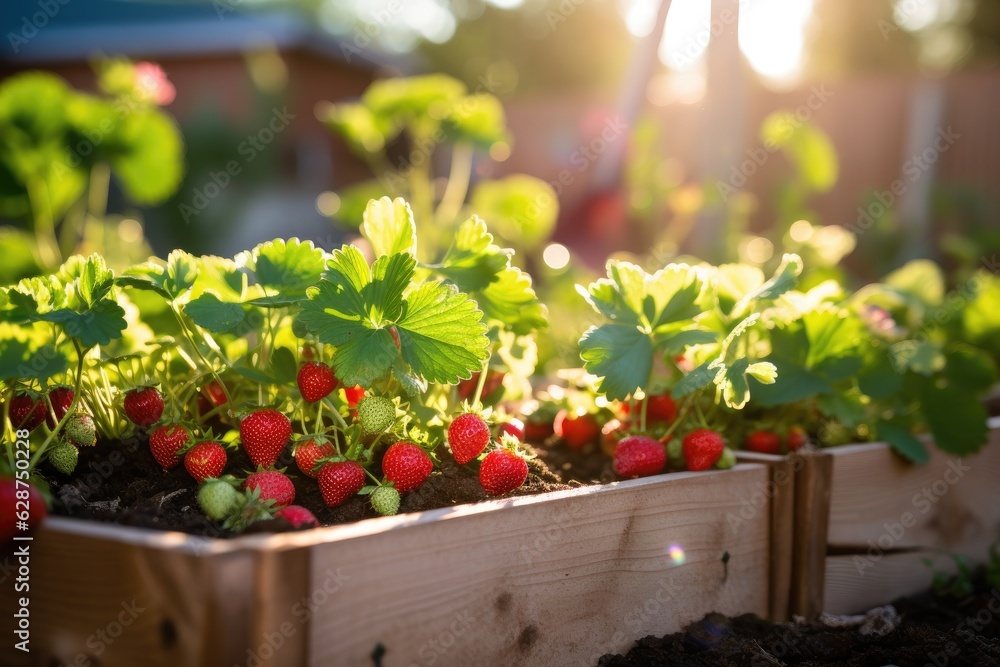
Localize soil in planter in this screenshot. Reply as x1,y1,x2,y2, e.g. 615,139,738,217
597,577,1000,666
43,432,573,537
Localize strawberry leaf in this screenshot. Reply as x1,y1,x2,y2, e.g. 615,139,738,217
362,197,416,258
245,238,326,292
876,420,929,464
579,324,653,400
165,250,199,298
918,378,990,455
117,262,171,299
184,293,245,333
396,281,490,384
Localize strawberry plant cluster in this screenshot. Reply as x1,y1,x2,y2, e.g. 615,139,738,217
1,197,544,533
521,255,999,475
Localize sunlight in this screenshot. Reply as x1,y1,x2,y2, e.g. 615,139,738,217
739,0,814,82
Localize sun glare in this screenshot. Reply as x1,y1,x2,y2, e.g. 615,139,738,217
641,0,814,84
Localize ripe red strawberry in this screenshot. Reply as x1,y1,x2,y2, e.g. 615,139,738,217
203,381,227,407
184,440,227,483
343,385,365,408
613,435,666,478
297,361,338,403
275,505,318,529
447,412,491,464
149,425,190,471
745,430,781,455
381,441,433,493
294,438,337,479
524,416,554,442
554,410,599,449
240,409,292,468
498,418,524,443
479,447,528,496
46,386,75,427
786,426,808,451
244,470,295,507
318,461,366,507
124,386,164,427
683,428,725,471
1,476,47,543
9,392,46,432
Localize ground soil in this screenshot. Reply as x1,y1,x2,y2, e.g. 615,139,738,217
44,429,593,537
598,578,1000,666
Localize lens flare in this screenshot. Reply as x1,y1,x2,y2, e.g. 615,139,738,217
668,544,686,565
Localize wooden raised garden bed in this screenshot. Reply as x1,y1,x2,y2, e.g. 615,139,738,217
755,418,1000,617
4,464,773,667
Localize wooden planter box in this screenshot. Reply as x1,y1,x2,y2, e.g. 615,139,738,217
747,418,1000,617
4,464,774,667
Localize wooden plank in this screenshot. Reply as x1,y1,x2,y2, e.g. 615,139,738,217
823,550,959,615
0,521,258,667
789,452,833,619
825,427,1000,556
736,451,797,621
302,464,772,667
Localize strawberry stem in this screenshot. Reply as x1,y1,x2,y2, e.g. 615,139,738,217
470,358,491,409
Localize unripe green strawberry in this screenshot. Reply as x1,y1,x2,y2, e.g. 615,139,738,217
198,479,243,520
716,447,736,469
370,486,400,516
64,413,96,447
48,442,78,474
357,396,394,435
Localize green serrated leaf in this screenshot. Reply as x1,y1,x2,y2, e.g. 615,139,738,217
876,421,929,464
657,327,718,353
712,356,752,409
38,300,127,348
751,361,832,406
397,281,490,385
184,293,245,333
362,197,416,258
437,215,510,292
0,324,69,382
392,356,428,396
746,362,777,384
165,250,199,297
118,263,171,299
247,238,326,293
673,360,715,397
475,265,548,335
579,324,653,400
731,253,803,317
918,378,990,455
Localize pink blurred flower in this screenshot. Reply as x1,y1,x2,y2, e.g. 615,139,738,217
133,62,175,106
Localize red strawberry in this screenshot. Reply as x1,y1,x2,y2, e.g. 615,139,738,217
184,440,227,483
683,428,725,471
554,410,599,449
389,326,401,349
343,385,365,409
297,361,338,403
621,393,677,425
46,386,75,427
124,386,164,427
318,461,366,507
294,438,337,479
498,418,524,443
745,430,781,455
447,413,491,464
301,345,316,361
203,381,227,407
240,409,292,468
381,441,433,493
9,393,46,432
456,370,506,402
275,505,318,529
1,477,47,543
244,470,295,507
479,447,528,496
613,435,666,478
149,425,190,471
786,426,808,451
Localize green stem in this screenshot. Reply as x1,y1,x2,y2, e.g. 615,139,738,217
321,398,350,431
170,303,233,408
435,142,473,225
470,359,491,410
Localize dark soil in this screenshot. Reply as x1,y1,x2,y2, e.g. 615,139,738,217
598,579,1000,666
43,429,581,538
